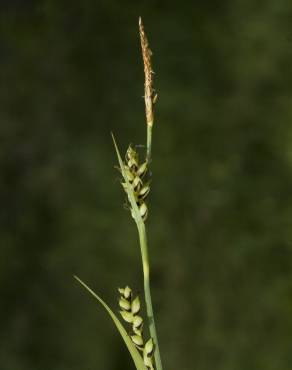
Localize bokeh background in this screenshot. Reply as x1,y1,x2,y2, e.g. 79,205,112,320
1,1,292,369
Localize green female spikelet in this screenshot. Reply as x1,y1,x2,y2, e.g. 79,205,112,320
119,145,150,222
118,287,155,369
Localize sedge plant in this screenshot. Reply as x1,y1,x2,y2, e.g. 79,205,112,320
75,18,163,370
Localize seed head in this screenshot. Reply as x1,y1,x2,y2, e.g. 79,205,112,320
118,287,155,368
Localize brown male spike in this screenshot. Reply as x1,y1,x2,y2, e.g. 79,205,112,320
139,17,155,128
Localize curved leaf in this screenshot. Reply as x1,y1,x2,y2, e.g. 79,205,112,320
74,276,147,370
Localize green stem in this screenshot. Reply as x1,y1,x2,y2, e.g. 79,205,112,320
136,220,163,370
146,124,153,163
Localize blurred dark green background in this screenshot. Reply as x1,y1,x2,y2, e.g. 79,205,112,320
1,1,292,369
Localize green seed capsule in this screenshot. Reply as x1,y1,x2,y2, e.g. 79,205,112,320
139,202,148,221
118,288,124,295
133,315,143,329
131,296,141,315
137,162,148,178
131,335,144,347
119,311,133,323
144,338,154,356
118,286,132,299
123,286,132,299
119,297,131,311
132,176,142,192
138,183,150,200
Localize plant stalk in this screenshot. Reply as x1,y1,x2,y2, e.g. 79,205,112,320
146,124,152,163
136,219,163,370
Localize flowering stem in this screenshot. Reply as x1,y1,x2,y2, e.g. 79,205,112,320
136,219,163,370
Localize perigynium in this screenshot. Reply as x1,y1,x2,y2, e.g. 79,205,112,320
75,17,163,370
